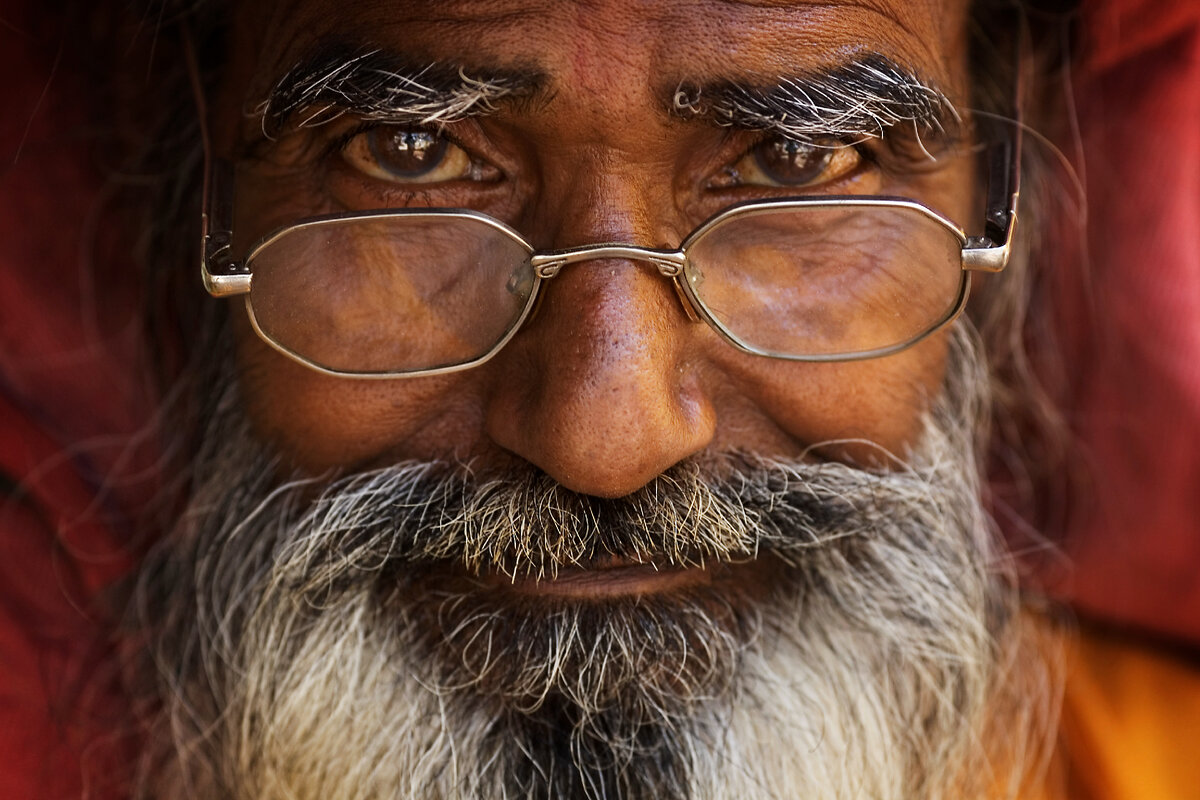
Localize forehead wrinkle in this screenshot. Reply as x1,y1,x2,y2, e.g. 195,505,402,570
711,0,949,42
686,0,965,88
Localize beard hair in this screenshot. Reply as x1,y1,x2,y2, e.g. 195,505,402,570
127,326,1039,800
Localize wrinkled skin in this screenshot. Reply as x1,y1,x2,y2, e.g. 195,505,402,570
215,0,975,508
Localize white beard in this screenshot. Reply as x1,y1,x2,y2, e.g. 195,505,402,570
130,329,1043,800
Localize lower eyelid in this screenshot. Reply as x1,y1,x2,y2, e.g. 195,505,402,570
696,167,884,218
325,158,516,216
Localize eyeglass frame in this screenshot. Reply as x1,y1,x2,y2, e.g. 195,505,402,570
195,60,1021,380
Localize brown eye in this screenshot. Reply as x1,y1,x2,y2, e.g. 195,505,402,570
754,139,833,185
368,128,447,178
719,137,862,190
342,126,474,184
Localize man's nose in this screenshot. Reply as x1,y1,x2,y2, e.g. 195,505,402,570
485,259,716,497
484,188,716,497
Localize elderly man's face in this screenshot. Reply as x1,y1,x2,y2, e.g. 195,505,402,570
220,0,972,494
143,1,1026,798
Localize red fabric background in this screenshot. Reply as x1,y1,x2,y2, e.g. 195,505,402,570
0,0,1197,795
1035,0,1200,642
1,4,151,796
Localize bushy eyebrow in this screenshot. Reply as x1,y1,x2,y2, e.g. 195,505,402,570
256,45,547,138
258,47,956,150
671,55,962,145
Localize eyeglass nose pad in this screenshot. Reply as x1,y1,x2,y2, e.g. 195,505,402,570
507,257,702,326
525,282,549,324
671,276,702,323
506,259,536,298
503,257,545,322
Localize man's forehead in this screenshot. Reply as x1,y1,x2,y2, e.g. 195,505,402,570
237,0,971,103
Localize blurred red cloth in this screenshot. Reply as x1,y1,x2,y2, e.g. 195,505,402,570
0,0,1198,796
1,4,150,797
1036,0,1200,643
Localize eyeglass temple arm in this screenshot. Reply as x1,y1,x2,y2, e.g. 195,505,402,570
201,159,251,296
961,21,1025,275
961,134,1020,273
187,31,251,298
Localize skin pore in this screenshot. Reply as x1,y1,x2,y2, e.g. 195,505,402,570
217,0,975,511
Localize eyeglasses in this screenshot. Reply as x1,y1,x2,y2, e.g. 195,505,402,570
199,131,1019,379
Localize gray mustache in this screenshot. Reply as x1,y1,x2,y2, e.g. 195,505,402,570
238,451,956,594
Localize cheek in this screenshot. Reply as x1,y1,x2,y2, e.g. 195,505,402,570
710,331,950,462
230,308,488,473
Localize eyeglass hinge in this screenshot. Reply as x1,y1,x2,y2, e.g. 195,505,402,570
962,237,1009,273
532,258,566,279
649,257,683,277
202,231,251,296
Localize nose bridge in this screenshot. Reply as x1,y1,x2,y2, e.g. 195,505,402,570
485,251,713,497
538,151,670,249
530,162,689,375
480,145,715,497
525,152,690,310
542,253,678,360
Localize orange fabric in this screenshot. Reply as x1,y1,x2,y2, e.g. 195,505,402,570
1035,627,1200,800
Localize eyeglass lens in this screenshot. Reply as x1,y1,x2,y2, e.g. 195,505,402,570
684,206,962,357
248,216,535,374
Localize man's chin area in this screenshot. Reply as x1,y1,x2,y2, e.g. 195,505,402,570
356,555,788,799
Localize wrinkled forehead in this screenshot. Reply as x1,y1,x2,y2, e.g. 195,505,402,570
224,0,973,114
